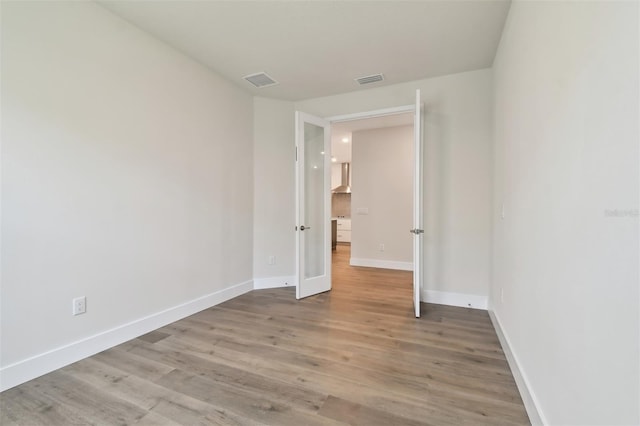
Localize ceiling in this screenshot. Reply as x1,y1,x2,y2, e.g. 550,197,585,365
98,0,511,101
331,112,414,163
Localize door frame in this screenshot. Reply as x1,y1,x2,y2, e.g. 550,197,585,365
326,104,419,267
295,103,424,309
326,105,416,124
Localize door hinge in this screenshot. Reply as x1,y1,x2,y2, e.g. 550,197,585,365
410,229,424,234
295,146,298,162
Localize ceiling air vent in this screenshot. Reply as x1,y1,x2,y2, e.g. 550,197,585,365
355,73,384,85
243,72,279,88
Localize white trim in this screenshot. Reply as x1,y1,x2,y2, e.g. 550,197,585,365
295,111,301,297
0,280,253,392
350,257,413,271
326,105,415,123
489,310,546,426
253,275,296,290
412,89,423,318
422,289,488,310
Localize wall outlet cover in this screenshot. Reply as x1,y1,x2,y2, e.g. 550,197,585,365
72,296,86,316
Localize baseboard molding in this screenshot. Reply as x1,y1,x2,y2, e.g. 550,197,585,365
253,275,296,290
0,279,253,392
422,289,488,310
350,257,413,271
489,310,546,425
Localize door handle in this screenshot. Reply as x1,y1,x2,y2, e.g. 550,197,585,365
300,225,311,231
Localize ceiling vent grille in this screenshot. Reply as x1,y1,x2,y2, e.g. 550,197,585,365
355,73,384,85
243,72,279,88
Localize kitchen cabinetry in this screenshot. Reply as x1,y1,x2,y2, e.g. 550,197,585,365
336,218,351,243
331,220,337,250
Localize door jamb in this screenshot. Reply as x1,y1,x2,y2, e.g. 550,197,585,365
326,105,415,124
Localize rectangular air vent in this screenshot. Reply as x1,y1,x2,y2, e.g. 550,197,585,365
243,72,279,88
355,73,384,85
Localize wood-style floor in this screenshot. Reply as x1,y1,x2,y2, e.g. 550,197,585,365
0,245,529,425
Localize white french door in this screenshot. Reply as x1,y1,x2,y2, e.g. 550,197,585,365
411,89,424,318
295,112,332,299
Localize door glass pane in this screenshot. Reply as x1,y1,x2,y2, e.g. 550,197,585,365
304,122,325,279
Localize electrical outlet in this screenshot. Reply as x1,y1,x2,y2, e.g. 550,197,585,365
268,255,276,265
379,243,385,252
72,296,86,316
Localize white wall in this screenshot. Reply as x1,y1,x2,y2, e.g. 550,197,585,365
1,1,254,389
296,69,493,308
491,1,639,424
252,97,296,288
350,125,413,269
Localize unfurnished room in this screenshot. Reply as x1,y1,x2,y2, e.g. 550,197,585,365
1,1,638,425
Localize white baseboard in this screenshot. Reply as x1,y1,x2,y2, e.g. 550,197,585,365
253,275,296,290
350,257,413,271
422,289,488,310
488,310,546,426
0,280,253,392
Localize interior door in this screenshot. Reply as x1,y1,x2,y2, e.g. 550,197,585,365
411,90,424,317
295,112,331,299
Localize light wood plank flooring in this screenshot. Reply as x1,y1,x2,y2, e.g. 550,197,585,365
1,245,529,425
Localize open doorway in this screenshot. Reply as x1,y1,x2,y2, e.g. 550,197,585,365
329,112,415,289
296,92,423,316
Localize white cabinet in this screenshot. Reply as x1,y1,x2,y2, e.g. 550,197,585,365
337,231,351,243
336,219,351,242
